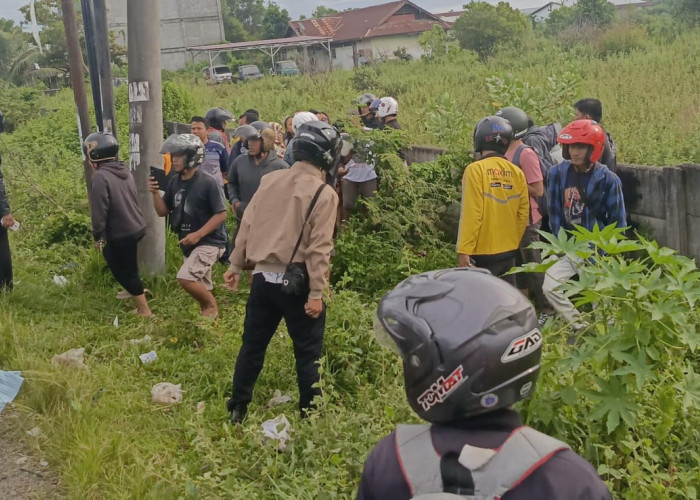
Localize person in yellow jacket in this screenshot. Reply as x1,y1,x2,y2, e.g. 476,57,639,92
458,116,529,285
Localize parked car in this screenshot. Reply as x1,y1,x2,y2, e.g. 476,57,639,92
235,65,264,82
273,60,300,76
202,65,233,83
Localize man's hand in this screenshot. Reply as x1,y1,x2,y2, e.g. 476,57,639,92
305,298,323,318
147,176,160,194
179,232,202,247
223,270,240,291
94,239,105,251
232,201,241,212
1,214,15,228
458,253,473,268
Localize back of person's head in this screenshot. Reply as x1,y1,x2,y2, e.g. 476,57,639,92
84,132,119,163
292,111,318,135
191,115,209,127
574,98,603,123
495,106,528,139
239,109,260,124
205,107,234,131
292,121,341,172
374,268,541,424
473,116,513,155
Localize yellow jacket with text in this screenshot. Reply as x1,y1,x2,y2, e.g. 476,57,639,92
457,155,529,256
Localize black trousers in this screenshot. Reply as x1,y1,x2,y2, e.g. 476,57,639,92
0,226,12,291
473,252,517,287
102,234,145,296
228,274,325,413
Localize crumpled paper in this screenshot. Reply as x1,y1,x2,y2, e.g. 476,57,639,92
265,389,292,409
151,382,182,405
52,347,86,369
261,414,293,451
52,275,67,286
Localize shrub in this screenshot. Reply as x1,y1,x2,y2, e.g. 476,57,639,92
596,23,649,57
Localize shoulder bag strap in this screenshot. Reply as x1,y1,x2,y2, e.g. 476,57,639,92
288,182,327,264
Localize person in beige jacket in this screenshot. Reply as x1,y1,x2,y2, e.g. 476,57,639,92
223,121,340,424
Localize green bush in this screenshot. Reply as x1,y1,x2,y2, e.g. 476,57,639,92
596,23,650,57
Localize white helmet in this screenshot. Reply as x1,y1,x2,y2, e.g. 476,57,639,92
292,111,318,135
376,97,398,118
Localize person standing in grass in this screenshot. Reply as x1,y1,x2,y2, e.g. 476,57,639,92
85,132,152,316
573,98,617,173
457,116,529,285
359,268,612,499
0,110,15,291
544,120,626,334
150,134,228,319
223,121,340,424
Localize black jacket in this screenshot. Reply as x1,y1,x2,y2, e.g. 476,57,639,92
0,153,10,218
357,409,612,500
89,160,145,241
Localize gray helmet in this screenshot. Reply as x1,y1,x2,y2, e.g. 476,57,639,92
355,93,377,108
160,134,204,169
374,268,542,424
234,121,275,152
495,106,529,139
473,116,513,155
205,107,234,130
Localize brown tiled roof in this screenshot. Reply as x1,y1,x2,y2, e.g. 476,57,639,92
288,0,447,43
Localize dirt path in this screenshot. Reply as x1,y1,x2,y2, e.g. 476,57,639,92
0,410,61,500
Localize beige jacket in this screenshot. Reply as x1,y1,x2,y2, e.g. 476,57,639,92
228,161,338,299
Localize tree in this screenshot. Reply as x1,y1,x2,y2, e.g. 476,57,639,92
0,19,28,80
418,24,448,58
262,3,290,39
223,0,266,38
453,2,530,60
671,0,700,25
572,0,616,29
223,15,250,42
311,6,339,18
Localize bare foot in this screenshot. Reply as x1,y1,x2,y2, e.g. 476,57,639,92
201,306,219,320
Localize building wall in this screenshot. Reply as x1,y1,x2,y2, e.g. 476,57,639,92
105,0,225,70
362,34,424,62
332,45,355,70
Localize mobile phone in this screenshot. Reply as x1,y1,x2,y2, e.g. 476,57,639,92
149,166,168,190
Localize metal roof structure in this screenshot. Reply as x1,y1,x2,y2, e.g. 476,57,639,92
188,35,333,71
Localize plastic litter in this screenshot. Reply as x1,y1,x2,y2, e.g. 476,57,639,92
139,351,157,364
196,401,206,414
26,426,40,438
151,382,182,405
52,275,67,286
129,335,152,345
265,389,292,409
0,370,24,415
261,414,293,451
52,347,86,369
113,315,119,327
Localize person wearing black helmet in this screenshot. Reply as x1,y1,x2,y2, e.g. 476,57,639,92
358,268,612,500
223,121,340,423
149,134,228,319
205,107,234,150
227,121,288,246
457,116,529,285
0,110,15,291
355,93,379,129
84,132,152,316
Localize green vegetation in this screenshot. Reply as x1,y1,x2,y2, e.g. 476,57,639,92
1,19,700,500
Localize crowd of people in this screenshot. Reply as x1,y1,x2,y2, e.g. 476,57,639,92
0,94,623,498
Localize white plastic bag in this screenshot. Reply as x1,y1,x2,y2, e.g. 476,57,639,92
261,414,293,451
265,389,292,408
151,382,182,405
52,347,86,369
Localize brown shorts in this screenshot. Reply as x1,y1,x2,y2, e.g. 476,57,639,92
176,245,224,291
341,178,377,210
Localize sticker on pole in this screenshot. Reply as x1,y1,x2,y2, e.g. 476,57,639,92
129,81,150,102
501,329,542,363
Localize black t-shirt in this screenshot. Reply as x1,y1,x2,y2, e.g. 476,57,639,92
162,170,227,255
563,166,593,230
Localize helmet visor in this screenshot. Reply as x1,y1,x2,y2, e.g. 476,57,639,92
373,314,401,354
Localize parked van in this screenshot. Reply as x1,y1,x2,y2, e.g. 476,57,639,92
235,65,264,82
202,65,233,83
273,60,300,76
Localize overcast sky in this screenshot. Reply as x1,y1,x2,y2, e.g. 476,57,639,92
0,0,647,26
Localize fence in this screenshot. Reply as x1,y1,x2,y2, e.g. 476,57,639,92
163,123,700,262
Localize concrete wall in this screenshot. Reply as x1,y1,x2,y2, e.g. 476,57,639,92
364,34,424,61
105,0,225,70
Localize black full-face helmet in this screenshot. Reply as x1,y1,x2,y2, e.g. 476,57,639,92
292,121,342,173
495,106,529,139
473,116,513,155
374,268,542,424
83,132,119,162
160,134,204,169
205,107,234,131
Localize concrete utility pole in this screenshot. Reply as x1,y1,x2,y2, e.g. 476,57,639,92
60,0,93,204
128,0,166,274
93,0,116,135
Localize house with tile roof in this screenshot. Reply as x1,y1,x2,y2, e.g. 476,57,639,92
286,0,448,70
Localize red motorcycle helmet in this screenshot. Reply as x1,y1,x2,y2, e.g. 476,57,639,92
557,119,605,163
